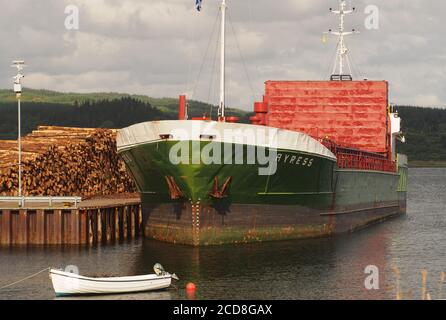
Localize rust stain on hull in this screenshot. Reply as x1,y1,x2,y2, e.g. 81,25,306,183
142,200,406,246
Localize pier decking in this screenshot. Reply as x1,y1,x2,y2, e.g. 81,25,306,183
0,196,142,245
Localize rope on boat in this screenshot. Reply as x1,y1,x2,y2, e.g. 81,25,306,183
170,282,180,291
191,9,220,102
0,267,50,291
227,12,256,103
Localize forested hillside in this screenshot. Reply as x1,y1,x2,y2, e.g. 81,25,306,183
396,106,446,164
0,89,252,140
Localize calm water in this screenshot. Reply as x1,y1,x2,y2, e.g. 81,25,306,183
0,168,445,300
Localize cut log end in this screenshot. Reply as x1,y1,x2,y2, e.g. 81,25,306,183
0,127,136,197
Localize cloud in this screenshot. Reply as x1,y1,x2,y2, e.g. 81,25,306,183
413,94,442,107
0,0,444,109
25,71,132,92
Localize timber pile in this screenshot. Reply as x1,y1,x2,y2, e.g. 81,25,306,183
0,126,136,197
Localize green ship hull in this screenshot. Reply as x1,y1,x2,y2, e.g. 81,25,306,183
117,121,407,246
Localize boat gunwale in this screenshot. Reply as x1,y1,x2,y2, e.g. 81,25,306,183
49,269,172,283
117,139,338,163
116,120,337,161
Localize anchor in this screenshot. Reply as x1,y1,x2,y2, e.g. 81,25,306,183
209,176,232,199
165,176,185,200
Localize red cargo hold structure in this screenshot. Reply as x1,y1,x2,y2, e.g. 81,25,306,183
256,80,389,154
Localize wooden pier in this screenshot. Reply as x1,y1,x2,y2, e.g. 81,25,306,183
0,197,142,245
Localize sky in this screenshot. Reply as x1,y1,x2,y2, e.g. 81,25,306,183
0,0,444,110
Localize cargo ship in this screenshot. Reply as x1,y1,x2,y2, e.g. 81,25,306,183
117,0,407,246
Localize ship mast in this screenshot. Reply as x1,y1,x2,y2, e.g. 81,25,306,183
218,0,227,120
325,0,358,80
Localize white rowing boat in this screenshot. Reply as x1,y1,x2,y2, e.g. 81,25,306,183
49,264,178,296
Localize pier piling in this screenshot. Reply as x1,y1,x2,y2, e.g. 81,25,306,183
0,197,141,245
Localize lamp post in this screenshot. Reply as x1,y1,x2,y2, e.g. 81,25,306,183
12,60,25,204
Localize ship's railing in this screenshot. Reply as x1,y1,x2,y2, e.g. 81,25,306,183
336,153,396,172
320,139,397,173
0,196,82,208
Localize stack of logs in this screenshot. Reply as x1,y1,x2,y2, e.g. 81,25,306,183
0,126,136,197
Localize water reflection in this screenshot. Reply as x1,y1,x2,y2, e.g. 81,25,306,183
1,168,445,300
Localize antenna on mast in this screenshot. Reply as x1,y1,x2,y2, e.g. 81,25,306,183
324,0,359,81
